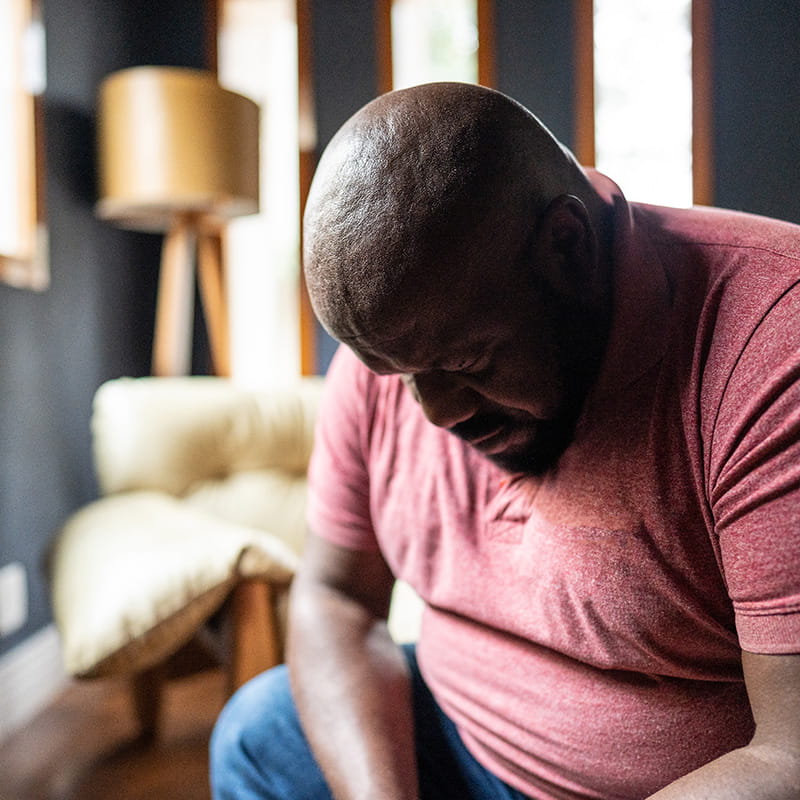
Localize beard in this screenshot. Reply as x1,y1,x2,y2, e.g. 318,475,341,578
491,416,578,475
450,409,579,476
450,285,609,477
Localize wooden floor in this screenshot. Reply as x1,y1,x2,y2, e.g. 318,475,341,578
0,667,226,800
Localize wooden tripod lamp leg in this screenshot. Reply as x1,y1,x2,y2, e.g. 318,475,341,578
197,228,231,377
153,217,195,377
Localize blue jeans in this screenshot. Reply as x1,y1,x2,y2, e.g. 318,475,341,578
210,644,531,799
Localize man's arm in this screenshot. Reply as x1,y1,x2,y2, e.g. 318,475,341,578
287,530,418,800
647,651,800,799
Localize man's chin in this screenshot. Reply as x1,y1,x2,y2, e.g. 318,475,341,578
477,422,575,476
483,447,555,476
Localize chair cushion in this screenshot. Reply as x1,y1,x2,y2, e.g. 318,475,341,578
92,377,321,496
50,491,299,678
185,469,308,555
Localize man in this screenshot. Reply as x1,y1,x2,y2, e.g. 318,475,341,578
211,82,800,799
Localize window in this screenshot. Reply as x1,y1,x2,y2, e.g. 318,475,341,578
593,0,693,207
218,0,301,386
388,0,695,208
0,0,47,290
390,0,478,89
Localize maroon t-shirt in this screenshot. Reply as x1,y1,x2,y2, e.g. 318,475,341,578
308,173,800,799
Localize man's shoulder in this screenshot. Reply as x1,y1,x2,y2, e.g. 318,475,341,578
632,202,800,340
636,202,800,270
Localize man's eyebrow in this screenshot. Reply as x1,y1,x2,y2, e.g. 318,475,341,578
338,323,417,347
339,330,399,343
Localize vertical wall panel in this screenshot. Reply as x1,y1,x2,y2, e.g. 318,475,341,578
492,0,578,150
311,0,381,152
309,0,382,372
711,0,800,222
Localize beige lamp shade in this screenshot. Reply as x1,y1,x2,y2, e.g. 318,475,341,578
96,66,259,231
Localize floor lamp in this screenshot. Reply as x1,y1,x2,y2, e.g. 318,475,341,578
95,66,260,377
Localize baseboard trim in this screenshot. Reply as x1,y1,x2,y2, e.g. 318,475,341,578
0,624,68,742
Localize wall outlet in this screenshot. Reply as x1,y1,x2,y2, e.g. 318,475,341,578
0,562,28,637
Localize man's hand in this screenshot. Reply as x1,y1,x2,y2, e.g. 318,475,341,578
287,531,419,800
647,650,800,798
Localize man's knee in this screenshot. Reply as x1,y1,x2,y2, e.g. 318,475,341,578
210,665,330,800
210,665,293,797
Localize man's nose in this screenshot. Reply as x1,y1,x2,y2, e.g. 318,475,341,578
407,371,480,429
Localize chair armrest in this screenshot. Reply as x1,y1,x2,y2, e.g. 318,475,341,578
50,490,299,677
93,376,323,496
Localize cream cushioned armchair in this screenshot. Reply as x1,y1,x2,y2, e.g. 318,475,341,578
49,375,324,736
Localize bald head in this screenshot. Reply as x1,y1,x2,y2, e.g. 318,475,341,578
303,82,596,342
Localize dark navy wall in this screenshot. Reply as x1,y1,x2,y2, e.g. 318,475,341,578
309,0,382,373
493,0,577,150
711,0,800,223
0,0,208,658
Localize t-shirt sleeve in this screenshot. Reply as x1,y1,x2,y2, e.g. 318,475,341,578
711,284,800,654
306,345,381,550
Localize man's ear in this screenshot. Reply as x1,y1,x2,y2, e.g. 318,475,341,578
533,194,597,299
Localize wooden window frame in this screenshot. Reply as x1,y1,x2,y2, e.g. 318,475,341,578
0,0,47,291
297,0,317,375
574,0,713,204
691,0,713,206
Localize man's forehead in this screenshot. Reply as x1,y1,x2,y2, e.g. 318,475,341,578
340,314,470,376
